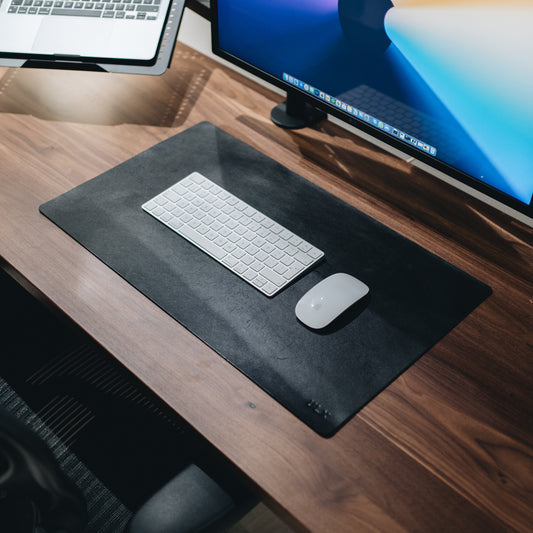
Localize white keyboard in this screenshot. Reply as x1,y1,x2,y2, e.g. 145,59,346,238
142,172,324,296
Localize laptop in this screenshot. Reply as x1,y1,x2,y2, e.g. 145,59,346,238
0,0,184,70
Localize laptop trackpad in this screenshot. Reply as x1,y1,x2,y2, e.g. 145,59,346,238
32,18,112,57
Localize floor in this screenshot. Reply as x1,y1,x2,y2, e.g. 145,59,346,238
231,503,295,533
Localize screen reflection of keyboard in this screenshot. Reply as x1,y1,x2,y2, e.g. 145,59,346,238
7,0,161,19
142,172,324,297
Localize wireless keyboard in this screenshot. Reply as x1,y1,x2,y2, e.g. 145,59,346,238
142,172,324,296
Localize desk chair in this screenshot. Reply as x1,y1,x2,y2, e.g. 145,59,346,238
0,408,249,533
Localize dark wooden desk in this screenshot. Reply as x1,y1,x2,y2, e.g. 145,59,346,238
1,42,532,533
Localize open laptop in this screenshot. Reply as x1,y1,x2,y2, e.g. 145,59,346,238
0,0,181,67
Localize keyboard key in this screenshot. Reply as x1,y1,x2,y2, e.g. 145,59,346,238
234,263,247,275
222,255,239,269
180,225,227,261
259,266,285,287
52,6,101,14
243,269,257,282
294,251,314,266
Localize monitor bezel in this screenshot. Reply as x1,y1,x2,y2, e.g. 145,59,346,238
211,0,533,221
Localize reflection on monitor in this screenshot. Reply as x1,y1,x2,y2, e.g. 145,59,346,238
212,0,533,220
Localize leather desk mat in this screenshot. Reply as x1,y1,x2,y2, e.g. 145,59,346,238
40,122,491,436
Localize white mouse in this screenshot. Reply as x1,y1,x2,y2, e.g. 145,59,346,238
295,273,369,329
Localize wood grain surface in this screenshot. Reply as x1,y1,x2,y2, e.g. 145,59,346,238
0,43,532,533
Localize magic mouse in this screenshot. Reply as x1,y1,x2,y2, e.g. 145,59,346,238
295,273,369,329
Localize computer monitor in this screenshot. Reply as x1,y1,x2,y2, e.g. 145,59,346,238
211,0,533,222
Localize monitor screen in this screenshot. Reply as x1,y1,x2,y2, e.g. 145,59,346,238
212,0,533,220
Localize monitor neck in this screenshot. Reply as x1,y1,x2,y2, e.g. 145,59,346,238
270,90,326,129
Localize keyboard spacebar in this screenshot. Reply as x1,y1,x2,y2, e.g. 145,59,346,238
179,225,227,261
51,8,103,16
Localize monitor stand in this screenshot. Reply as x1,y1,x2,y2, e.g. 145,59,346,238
270,90,326,129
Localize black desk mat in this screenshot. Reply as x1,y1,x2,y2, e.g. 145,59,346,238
40,122,491,436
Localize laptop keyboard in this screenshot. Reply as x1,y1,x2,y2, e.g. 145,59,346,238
7,0,161,20
142,172,324,297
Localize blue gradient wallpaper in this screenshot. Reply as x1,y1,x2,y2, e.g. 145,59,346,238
217,0,533,206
